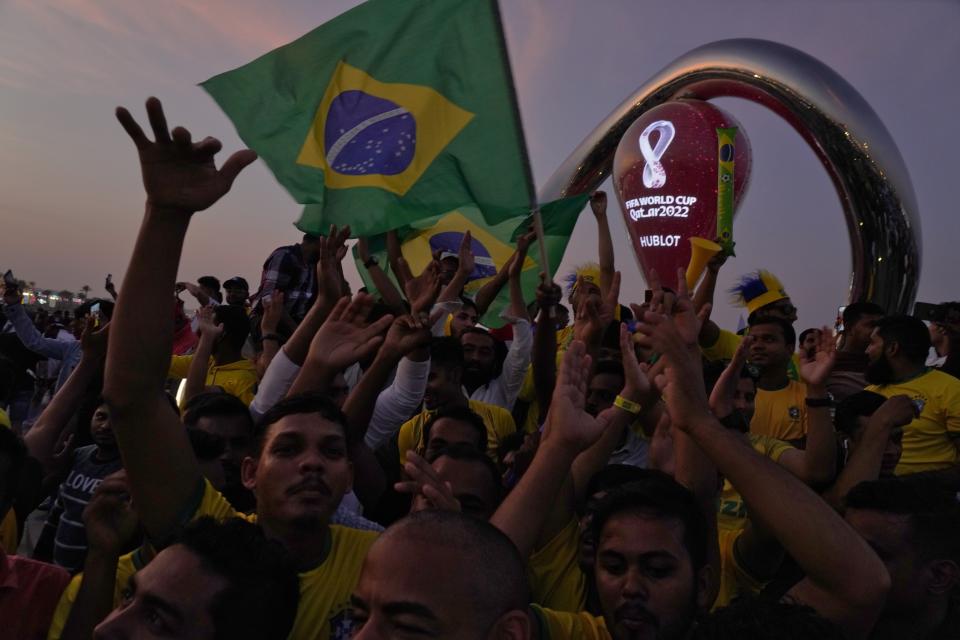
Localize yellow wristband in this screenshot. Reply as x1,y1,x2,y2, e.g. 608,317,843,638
614,395,643,415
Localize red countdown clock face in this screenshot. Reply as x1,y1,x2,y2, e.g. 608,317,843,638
613,99,751,285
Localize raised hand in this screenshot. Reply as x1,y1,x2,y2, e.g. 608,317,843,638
80,316,111,360
457,230,475,276
306,293,394,373
589,190,608,219
317,225,351,303
404,261,442,315
542,341,610,451
619,323,651,401
508,229,537,279
196,306,223,342
535,275,562,311
395,451,461,512
115,97,257,214
260,291,285,335
382,315,431,358
799,325,837,387
83,471,140,556
2,284,20,306
709,334,753,418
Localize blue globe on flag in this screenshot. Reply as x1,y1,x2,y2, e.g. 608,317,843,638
324,90,417,176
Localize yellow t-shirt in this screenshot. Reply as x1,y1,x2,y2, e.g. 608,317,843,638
718,434,794,532
169,355,258,406
750,380,808,442
47,550,146,640
714,528,766,609
703,329,800,381
527,519,587,612
531,605,610,639
193,481,379,640
0,407,11,430
397,399,517,464
866,369,960,474
0,510,17,553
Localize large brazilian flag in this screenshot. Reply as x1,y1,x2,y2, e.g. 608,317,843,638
202,0,533,237
353,195,589,327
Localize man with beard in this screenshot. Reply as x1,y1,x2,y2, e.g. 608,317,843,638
396,337,517,464
864,315,960,476
828,303,885,402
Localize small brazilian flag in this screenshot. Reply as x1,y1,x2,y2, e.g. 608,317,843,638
353,195,589,327
202,0,533,236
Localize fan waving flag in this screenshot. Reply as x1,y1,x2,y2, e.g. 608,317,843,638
353,195,589,327
202,0,533,236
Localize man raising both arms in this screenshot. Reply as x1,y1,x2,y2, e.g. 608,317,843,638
104,98,392,638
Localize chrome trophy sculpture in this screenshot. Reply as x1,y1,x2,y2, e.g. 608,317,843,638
540,38,920,312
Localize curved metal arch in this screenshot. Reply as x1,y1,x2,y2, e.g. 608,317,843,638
540,38,920,312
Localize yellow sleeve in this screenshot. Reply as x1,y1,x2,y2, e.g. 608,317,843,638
530,605,610,640
194,479,244,522
518,366,536,402
758,435,795,463
942,375,960,437
168,355,193,379
221,371,258,406
713,529,766,610
702,329,742,363
47,552,141,640
0,408,10,430
527,519,587,612
397,415,424,466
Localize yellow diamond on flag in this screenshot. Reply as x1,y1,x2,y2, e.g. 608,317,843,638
400,210,535,294
297,61,474,196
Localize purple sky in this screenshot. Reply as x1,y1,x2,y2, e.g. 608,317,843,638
1,0,958,331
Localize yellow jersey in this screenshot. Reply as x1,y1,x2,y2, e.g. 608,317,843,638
531,605,610,639
397,399,517,465
47,550,146,640
866,369,960,474
750,380,808,442
194,481,379,640
0,408,10,430
169,355,258,406
714,528,766,609
527,519,587,612
0,510,16,553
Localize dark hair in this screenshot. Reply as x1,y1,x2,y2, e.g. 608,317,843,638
585,464,655,500
843,302,884,329
845,477,960,563
302,233,320,244
874,315,931,365
198,276,221,293
427,442,504,508
430,336,464,372
382,511,529,623
460,326,508,378
423,405,488,453
175,517,299,640
75,298,115,320
255,392,350,453
187,428,226,461
459,297,478,313
834,390,888,436
592,358,626,382
697,595,845,639
183,392,254,435
214,305,252,351
798,328,819,345
591,472,709,572
0,427,27,515
748,317,797,348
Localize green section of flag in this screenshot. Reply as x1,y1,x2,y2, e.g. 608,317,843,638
202,0,532,237
353,195,589,327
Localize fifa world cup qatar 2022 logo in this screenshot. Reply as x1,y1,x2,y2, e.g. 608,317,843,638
638,120,675,189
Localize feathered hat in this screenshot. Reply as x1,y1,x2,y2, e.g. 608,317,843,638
729,270,789,316
564,263,601,298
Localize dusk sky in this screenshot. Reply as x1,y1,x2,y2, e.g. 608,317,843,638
2,0,957,331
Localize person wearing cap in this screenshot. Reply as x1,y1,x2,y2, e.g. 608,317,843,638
223,276,250,310
697,269,803,380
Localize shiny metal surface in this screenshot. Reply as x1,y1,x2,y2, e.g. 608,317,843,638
540,38,920,312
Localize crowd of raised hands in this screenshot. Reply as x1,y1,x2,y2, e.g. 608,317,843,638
1,97,958,640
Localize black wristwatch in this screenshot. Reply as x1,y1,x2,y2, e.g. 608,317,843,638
363,256,379,269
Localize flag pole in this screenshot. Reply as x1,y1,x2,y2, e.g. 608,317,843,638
490,0,550,276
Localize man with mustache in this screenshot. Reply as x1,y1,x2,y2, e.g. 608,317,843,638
864,315,960,477
104,98,393,638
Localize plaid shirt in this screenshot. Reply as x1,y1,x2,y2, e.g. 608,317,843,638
251,244,317,322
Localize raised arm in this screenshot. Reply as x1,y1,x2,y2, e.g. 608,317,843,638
181,307,221,406
532,278,561,415
103,97,256,542
590,191,616,296
435,230,474,304
694,251,729,348
2,288,73,361
641,302,889,639
385,230,413,292
357,236,407,315
24,318,108,475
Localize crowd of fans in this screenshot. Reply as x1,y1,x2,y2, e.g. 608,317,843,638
1,97,958,640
